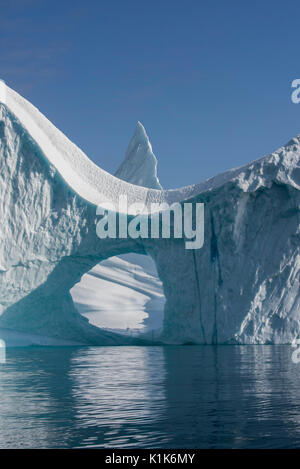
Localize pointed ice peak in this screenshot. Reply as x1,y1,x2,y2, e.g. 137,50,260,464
126,121,153,157
115,122,162,190
136,120,146,134
134,120,150,141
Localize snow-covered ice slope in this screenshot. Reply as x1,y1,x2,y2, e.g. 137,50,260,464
71,254,164,331
0,81,300,344
0,82,190,212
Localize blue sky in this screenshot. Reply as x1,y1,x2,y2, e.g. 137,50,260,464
1,0,300,188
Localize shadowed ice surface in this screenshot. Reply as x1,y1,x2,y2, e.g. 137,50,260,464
0,345,300,448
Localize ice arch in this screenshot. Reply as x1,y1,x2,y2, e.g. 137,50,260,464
0,82,300,344
70,120,165,338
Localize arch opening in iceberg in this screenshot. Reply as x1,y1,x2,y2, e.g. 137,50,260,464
71,253,165,335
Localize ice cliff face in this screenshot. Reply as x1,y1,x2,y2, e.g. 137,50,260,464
0,82,300,344
153,151,300,344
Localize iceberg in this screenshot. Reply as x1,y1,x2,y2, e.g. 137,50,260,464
0,81,299,344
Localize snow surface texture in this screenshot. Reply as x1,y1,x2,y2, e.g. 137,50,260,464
71,254,164,332
0,81,300,344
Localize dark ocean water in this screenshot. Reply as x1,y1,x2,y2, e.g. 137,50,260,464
0,345,299,449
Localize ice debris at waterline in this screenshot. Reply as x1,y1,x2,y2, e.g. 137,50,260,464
0,81,300,345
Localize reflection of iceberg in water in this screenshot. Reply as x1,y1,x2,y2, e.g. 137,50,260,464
238,346,300,443
0,347,168,448
1,346,300,448
0,339,5,363
0,348,78,448
68,347,168,448
161,346,300,448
